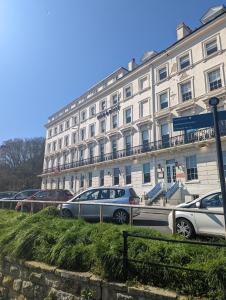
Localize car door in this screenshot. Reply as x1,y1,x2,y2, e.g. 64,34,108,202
194,192,224,236
74,189,100,218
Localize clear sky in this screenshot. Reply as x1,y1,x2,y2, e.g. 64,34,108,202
0,0,225,143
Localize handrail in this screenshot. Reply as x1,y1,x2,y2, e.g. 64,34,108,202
42,127,220,174
165,182,180,200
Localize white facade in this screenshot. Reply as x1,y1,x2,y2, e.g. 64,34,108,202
41,7,226,204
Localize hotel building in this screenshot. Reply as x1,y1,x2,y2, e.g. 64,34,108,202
41,6,226,204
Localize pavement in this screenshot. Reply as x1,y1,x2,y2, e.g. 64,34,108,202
133,208,171,235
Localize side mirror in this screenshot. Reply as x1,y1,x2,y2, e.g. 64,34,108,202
196,201,201,208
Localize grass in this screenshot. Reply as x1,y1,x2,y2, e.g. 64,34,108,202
0,207,226,299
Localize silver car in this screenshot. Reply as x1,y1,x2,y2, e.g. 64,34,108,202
61,187,140,224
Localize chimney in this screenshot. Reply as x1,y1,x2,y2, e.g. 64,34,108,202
128,58,137,71
176,23,192,40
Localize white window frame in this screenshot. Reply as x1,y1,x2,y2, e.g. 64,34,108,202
178,77,194,103
89,105,96,118
139,98,150,117
139,75,149,92
124,84,133,99
204,64,224,93
157,89,170,110
177,50,192,71
124,106,133,124
73,114,79,126
100,99,107,111
202,34,221,59
156,63,169,83
89,123,95,138
111,92,119,106
80,128,86,141
111,113,118,129
100,119,106,134
81,110,87,122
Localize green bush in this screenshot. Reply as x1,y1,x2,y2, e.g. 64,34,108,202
0,207,226,299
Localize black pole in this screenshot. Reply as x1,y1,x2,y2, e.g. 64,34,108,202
209,97,226,237
123,231,128,281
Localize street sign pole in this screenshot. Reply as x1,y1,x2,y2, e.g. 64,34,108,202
209,97,226,238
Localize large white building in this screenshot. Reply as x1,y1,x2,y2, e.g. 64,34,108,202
41,6,226,204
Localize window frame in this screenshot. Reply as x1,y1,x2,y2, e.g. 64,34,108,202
139,75,149,91
206,67,223,92
124,106,132,124
124,84,133,99
158,90,169,110
139,98,149,118
157,64,168,82
179,80,193,102
89,105,96,118
186,155,198,181
177,51,192,71
143,163,151,184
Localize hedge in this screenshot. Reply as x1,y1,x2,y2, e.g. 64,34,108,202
0,207,226,299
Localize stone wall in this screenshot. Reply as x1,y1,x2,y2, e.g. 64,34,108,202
0,257,179,300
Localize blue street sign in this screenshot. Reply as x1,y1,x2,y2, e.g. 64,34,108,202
173,111,226,131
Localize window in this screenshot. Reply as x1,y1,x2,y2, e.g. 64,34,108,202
186,155,198,181
54,127,58,135
70,176,74,190
80,128,86,141
81,110,86,121
201,193,222,209
63,177,65,189
65,120,70,129
159,67,167,81
100,170,104,186
53,141,56,151
101,100,106,111
90,124,95,137
113,168,120,185
125,135,132,155
75,189,99,201
73,115,78,126
64,135,69,147
161,123,170,147
143,163,150,183
80,149,84,161
140,100,149,117
47,143,51,153
88,172,92,187
142,129,149,149
90,105,96,117
112,93,118,105
125,108,132,124
58,139,62,150
159,92,168,109
99,142,105,161
205,39,218,56
208,69,222,91
112,139,117,158
48,129,52,138
139,76,148,91
89,144,94,160
80,174,84,188
125,166,131,185
180,81,192,101
223,152,226,177
100,120,106,133
72,132,77,144
59,124,63,132
125,86,132,98
112,114,118,129
179,54,190,70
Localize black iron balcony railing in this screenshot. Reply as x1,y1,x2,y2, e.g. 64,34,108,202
42,127,225,174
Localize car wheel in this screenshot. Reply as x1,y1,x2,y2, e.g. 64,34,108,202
113,209,129,224
176,218,195,239
62,209,73,218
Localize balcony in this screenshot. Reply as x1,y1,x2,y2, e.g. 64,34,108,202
42,127,224,175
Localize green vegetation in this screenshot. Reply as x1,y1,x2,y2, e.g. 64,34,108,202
0,207,226,299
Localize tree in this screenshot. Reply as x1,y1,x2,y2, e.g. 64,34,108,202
0,137,45,191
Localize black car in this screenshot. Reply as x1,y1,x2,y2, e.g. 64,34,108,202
0,191,17,199
1,189,41,209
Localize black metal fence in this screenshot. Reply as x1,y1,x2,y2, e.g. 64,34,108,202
122,230,226,283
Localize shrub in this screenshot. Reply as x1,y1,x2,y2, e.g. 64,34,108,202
0,207,226,298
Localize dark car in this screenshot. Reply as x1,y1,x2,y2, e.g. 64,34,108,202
0,191,17,199
1,189,40,209
15,189,73,212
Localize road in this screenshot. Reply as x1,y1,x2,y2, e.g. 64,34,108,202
133,209,171,234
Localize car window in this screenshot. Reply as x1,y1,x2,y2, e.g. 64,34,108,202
76,190,100,201
65,190,73,197
15,192,26,199
26,190,37,197
129,188,138,198
201,193,222,208
35,191,48,199
109,189,125,199
99,189,110,199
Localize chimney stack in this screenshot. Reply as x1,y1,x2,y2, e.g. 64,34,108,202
128,58,137,71
176,23,192,40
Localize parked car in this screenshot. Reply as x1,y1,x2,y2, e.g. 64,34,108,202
0,191,17,199
61,187,140,224
168,189,224,238
1,189,40,209
15,189,73,212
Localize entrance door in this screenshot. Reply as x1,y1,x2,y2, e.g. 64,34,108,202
166,160,176,188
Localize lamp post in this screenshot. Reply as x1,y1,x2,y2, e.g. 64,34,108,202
209,97,226,237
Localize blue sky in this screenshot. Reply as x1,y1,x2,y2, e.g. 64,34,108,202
0,0,224,143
